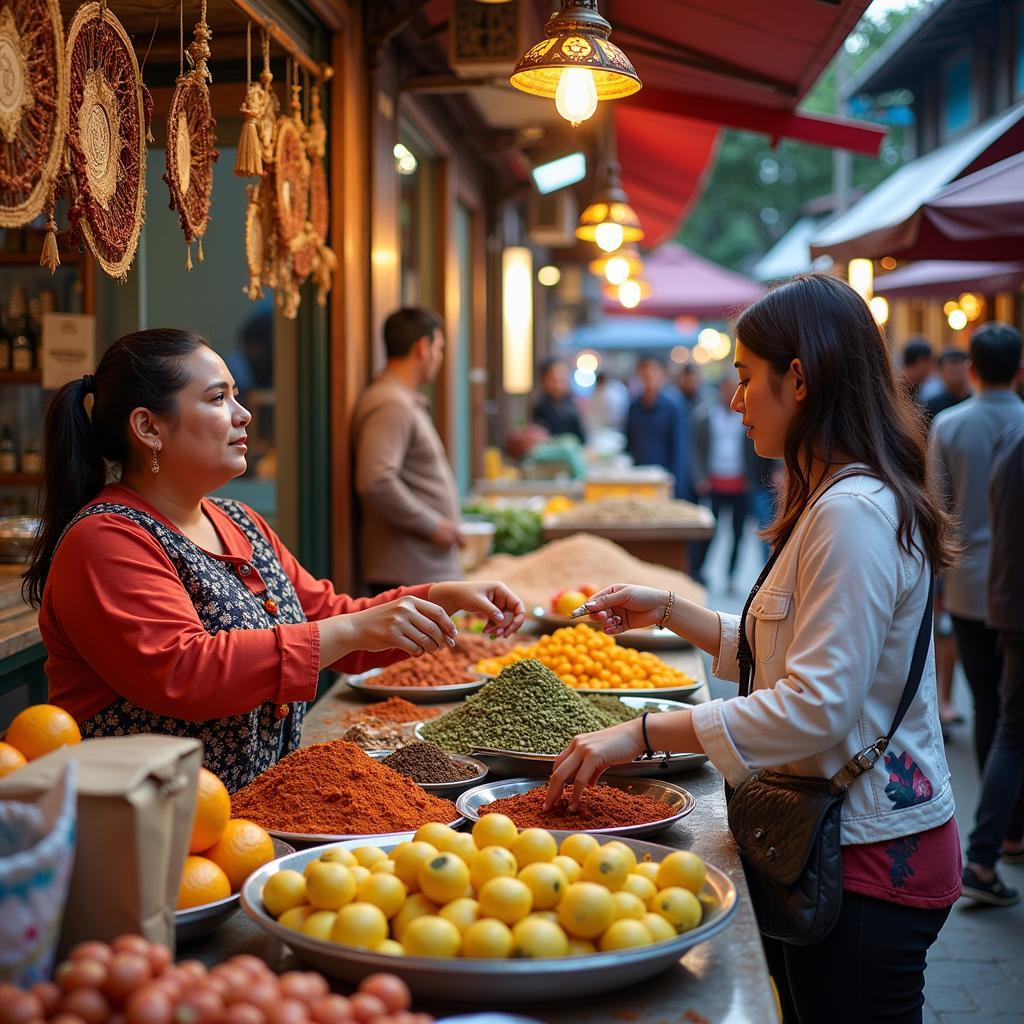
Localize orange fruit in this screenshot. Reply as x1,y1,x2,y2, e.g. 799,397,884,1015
190,768,232,853
6,704,81,761
0,741,27,779
204,819,275,891
177,855,232,909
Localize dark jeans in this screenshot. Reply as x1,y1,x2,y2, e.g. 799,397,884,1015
763,893,951,1024
950,615,1024,841
696,490,750,582
967,631,1024,866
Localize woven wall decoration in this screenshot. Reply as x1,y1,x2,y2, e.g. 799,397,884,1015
0,0,66,229
256,31,279,165
307,84,328,245
165,0,219,270
65,1,146,281
244,181,265,299
273,115,308,246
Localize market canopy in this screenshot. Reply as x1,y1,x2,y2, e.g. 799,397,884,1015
809,103,1024,262
602,242,764,319
922,153,1024,245
558,316,697,353
874,260,1024,299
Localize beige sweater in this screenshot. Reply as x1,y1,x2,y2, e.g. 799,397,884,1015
352,374,462,585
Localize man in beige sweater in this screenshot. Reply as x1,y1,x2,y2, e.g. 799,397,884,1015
352,308,463,592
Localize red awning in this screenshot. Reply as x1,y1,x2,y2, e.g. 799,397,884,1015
874,260,1024,299
602,241,764,318
923,152,1024,245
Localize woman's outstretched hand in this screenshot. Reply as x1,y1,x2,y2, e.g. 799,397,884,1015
349,596,458,657
428,580,526,639
544,720,647,811
570,584,669,634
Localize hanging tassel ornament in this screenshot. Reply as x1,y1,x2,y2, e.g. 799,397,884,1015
197,238,204,262
40,191,61,273
235,23,263,177
185,240,193,271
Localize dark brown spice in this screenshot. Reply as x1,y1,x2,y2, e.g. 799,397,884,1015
382,742,478,784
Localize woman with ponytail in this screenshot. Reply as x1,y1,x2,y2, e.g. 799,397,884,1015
26,330,524,791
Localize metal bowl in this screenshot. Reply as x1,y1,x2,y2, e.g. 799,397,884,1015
456,777,696,839
365,749,489,794
240,832,737,1002
472,669,702,702
264,815,464,845
0,515,39,563
175,837,294,944
345,668,485,705
469,747,708,779
528,608,691,649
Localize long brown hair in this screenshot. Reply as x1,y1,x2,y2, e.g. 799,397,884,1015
735,273,956,573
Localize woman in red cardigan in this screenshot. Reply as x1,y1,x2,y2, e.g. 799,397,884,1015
25,329,523,790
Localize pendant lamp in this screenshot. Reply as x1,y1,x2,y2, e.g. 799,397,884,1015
590,245,643,287
577,159,643,252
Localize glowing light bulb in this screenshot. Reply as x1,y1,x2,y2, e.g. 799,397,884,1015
605,256,631,286
948,309,968,331
594,221,624,253
555,67,598,126
619,280,641,308
869,296,889,325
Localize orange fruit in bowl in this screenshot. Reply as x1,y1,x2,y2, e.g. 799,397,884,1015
0,741,27,778
178,855,232,909
5,704,81,761
203,819,275,891
553,591,587,618
190,768,232,853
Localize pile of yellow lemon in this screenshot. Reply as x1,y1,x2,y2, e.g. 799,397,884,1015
475,624,695,691
261,816,712,959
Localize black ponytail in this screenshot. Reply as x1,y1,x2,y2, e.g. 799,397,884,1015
23,329,206,606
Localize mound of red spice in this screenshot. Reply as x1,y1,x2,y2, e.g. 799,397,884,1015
365,696,439,723
480,784,675,830
231,740,459,835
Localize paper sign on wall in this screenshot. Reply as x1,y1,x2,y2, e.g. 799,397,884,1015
42,313,96,390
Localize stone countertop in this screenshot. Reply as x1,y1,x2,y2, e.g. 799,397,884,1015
0,565,41,663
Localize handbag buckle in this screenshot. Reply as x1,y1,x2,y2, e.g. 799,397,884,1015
830,738,889,793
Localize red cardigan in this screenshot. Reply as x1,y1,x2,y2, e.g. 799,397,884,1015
40,485,429,724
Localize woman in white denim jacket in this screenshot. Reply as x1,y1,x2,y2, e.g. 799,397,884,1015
547,275,960,1024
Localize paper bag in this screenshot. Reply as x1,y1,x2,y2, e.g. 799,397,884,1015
0,735,202,956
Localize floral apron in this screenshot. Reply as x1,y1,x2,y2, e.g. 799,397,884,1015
64,499,308,792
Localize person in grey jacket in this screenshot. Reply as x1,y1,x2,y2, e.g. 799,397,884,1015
547,275,959,1024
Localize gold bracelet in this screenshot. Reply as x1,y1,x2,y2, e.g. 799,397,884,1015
658,591,675,631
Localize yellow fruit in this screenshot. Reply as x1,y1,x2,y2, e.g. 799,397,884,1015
415,822,458,848
330,902,389,949
603,841,637,874
552,855,582,883
599,919,653,951
557,882,615,939
371,859,397,875
511,828,557,867
177,855,231,909
651,887,702,933
559,833,600,866
554,591,587,618
477,876,533,925
393,841,438,891
277,905,315,931
518,862,568,910
376,939,405,956
621,873,658,905
5,704,80,762
189,768,232,853
353,846,388,868
0,741,27,779
471,846,519,890
462,918,514,959
320,847,358,867
581,843,632,891
439,831,478,866
262,869,308,918
512,916,570,958
402,915,461,957
472,814,518,850
657,851,706,894
642,912,677,943
302,910,338,941
392,893,438,940
439,897,479,932
634,860,660,883
612,890,646,920
419,853,470,904
350,865,371,886
567,938,597,956
204,819,275,892
305,862,356,910
357,872,408,919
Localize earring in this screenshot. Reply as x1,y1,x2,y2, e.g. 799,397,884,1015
151,447,160,474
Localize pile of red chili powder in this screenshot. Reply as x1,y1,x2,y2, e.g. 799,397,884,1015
231,740,459,834
480,785,675,830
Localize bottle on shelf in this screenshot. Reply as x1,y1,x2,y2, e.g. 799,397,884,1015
21,435,41,475
8,285,35,373
0,292,10,372
0,424,18,474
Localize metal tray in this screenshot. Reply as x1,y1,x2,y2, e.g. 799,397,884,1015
528,608,691,649
455,777,695,839
345,668,485,705
264,815,464,846
240,832,737,1002
473,670,702,702
175,837,294,944
364,749,488,794
469,747,708,779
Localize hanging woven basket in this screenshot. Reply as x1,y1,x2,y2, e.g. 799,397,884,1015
64,2,146,281
273,116,308,247
0,0,66,228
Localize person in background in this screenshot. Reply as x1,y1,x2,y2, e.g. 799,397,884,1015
925,348,971,421
532,358,584,442
748,452,782,560
583,371,629,436
624,356,691,500
353,308,464,594
930,322,1024,879
676,362,707,408
692,372,751,592
961,418,1024,905
901,338,935,411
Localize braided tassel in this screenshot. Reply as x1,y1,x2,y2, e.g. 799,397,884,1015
40,194,60,273
197,238,204,262
185,241,193,271
235,24,263,177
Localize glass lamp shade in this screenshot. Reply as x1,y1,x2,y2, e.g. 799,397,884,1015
589,246,643,285
604,277,651,309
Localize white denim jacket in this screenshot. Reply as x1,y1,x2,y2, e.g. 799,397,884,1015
691,469,955,845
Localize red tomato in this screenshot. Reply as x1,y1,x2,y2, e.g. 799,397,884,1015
357,978,409,1015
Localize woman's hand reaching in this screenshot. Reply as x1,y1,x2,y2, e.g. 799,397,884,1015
348,596,458,657
544,720,647,810
428,580,526,639
570,584,670,635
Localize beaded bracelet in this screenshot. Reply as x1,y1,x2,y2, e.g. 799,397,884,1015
658,591,676,631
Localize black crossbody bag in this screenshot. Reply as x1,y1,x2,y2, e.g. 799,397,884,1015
725,477,934,946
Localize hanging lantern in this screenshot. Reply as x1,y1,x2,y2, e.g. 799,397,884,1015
510,1,641,127
576,160,643,251
589,245,643,287
604,276,651,309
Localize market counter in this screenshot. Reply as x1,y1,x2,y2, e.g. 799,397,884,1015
0,565,46,725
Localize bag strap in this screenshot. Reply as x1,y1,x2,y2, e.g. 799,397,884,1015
735,469,934,795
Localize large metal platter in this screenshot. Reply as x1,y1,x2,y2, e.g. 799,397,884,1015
469,747,708,779
175,837,293,944
345,668,485,705
264,817,464,846
364,749,488,795
240,832,737,1002
529,608,692,649
456,777,695,839
474,670,703,702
